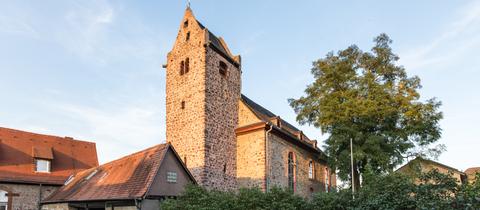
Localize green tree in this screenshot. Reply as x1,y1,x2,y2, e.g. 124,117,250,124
288,34,443,189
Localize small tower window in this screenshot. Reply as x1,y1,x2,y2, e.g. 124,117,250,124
181,101,185,109
186,32,190,41
223,163,227,174
185,58,190,73
184,20,189,28
180,61,185,75
219,61,227,76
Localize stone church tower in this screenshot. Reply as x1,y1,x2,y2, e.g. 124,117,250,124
165,7,241,190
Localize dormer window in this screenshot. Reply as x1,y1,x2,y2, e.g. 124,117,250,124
186,32,190,41
219,61,227,76
35,159,51,173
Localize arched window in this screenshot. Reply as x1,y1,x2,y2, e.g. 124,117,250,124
287,152,296,192
325,167,330,192
219,61,227,76
180,61,185,75
185,58,190,73
308,160,315,179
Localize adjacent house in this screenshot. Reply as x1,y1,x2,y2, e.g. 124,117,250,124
396,157,466,184
0,127,98,210
464,167,480,184
41,143,196,210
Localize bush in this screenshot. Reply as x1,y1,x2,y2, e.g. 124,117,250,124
161,171,480,210
161,185,309,210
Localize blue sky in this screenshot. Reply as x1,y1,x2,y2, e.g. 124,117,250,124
0,1,479,171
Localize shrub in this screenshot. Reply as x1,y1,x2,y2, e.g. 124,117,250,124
161,172,480,210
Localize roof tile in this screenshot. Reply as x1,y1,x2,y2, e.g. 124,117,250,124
0,127,98,185
44,144,169,203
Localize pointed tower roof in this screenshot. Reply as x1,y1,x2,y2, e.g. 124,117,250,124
182,7,240,67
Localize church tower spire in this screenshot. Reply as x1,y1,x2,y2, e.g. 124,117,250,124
165,7,241,191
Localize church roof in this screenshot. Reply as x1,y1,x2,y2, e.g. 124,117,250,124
240,95,322,155
0,127,98,185
195,20,230,58
193,15,240,67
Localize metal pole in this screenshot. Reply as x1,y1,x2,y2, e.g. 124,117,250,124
350,138,355,199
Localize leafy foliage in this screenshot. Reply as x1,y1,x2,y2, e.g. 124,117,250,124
161,185,308,210
161,171,480,210
288,33,443,189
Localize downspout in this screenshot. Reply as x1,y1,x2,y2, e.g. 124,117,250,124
135,198,142,210
37,183,42,210
265,123,273,191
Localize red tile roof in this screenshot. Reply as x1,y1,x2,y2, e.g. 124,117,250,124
44,144,182,203
465,167,480,176
0,127,98,185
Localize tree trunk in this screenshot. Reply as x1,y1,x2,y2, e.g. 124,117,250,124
351,163,360,193
353,164,360,192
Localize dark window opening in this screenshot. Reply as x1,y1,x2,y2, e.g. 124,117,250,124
180,61,185,75
288,152,296,192
186,32,190,41
181,101,185,109
223,163,227,173
185,58,190,73
219,61,227,76
184,20,188,28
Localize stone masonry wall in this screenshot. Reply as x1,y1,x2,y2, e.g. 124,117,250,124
0,183,58,210
203,46,241,190
166,10,208,187
238,101,261,127
41,203,74,210
236,130,265,189
267,133,333,198
166,9,241,191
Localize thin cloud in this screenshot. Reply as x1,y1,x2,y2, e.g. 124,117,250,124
400,1,480,70
52,100,165,164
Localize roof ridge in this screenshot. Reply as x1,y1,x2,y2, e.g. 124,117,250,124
415,157,464,174
96,143,167,169
0,127,95,145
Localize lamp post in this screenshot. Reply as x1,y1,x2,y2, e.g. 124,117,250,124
351,138,355,199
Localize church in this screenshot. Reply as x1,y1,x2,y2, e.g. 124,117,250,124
1,7,337,210
165,7,336,197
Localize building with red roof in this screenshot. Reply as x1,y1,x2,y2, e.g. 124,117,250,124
465,167,480,184
41,143,195,210
0,127,98,210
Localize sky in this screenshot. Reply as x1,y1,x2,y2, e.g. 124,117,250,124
0,1,479,171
